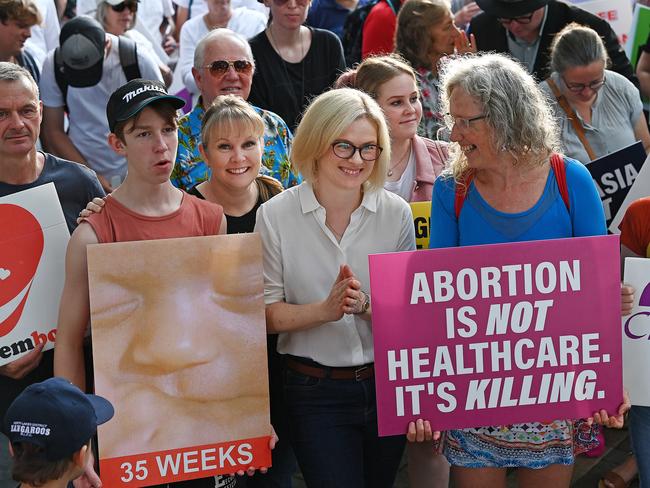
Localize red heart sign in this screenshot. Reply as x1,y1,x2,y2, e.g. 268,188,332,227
0,204,44,338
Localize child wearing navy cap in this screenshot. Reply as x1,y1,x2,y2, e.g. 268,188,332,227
3,377,113,488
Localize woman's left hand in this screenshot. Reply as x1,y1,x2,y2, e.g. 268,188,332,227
454,31,477,55
236,426,279,476
406,419,442,442
588,390,631,429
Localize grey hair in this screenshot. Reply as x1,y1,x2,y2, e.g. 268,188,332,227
0,62,39,96
95,1,137,33
550,23,609,74
439,53,560,180
193,28,254,69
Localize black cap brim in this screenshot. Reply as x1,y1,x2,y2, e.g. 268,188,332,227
111,94,186,130
475,0,550,18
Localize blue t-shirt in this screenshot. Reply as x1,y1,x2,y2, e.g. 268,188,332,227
429,158,606,248
306,0,352,38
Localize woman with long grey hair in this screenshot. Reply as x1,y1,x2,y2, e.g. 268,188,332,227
411,52,629,487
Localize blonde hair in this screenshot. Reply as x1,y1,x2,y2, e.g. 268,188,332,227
335,54,417,99
201,95,265,148
439,53,560,181
291,88,390,191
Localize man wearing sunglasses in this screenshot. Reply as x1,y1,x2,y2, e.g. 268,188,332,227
469,0,636,85
172,28,300,192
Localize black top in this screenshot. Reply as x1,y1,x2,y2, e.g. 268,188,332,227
17,49,40,84
0,153,104,419
188,185,263,234
470,0,637,86
248,27,346,130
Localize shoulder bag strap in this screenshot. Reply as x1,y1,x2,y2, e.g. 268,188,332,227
546,78,597,161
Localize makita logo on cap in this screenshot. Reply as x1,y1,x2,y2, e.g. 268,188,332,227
122,84,166,103
11,421,51,437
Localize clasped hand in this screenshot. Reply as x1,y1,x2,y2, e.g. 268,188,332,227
321,264,364,321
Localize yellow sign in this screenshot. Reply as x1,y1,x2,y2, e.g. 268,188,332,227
410,201,430,250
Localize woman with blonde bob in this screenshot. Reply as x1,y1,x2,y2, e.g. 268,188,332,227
255,87,415,488
411,52,630,487
338,55,451,486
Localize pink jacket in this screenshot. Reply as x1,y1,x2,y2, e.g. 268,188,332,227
409,136,448,202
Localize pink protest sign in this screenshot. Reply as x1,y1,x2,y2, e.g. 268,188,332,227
369,235,622,436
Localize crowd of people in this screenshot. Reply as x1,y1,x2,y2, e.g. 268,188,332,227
0,0,649,487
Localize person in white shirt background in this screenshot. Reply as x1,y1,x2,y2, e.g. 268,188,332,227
94,0,173,85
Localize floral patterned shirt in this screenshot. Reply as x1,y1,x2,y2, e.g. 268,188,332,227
172,100,301,190
417,68,445,141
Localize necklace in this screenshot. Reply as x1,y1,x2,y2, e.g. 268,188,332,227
325,220,344,241
387,140,411,177
268,25,306,118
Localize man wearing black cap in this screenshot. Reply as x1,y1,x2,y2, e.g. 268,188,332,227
38,16,162,193
470,0,636,85
3,377,114,488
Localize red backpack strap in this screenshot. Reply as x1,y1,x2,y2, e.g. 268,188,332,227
550,153,570,211
454,171,475,219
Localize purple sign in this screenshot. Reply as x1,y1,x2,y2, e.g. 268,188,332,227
369,235,622,436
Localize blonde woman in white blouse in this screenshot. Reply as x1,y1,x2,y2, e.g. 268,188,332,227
255,87,415,488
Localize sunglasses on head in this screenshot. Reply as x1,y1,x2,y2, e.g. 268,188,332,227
202,60,253,77
110,1,138,12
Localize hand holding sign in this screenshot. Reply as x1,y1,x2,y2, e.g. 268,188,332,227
621,284,635,316
589,390,631,429
0,342,44,380
236,427,279,477
406,419,441,442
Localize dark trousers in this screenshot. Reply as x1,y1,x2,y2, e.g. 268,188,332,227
236,336,297,488
283,367,405,488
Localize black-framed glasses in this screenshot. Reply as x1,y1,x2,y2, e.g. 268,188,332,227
331,141,383,161
443,113,487,130
201,60,253,77
561,75,606,93
498,12,534,25
110,1,138,12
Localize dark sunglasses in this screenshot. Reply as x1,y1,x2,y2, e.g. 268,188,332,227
201,60,253,77
497,12,534,25
110,1,138,13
